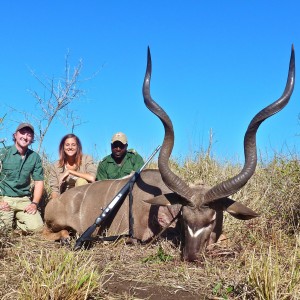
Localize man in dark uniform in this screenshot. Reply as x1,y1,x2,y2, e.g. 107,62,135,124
96,132,144,180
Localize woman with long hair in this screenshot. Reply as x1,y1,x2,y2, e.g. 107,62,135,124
49,133,96,199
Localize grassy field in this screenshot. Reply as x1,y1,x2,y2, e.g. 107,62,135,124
0,151,299,299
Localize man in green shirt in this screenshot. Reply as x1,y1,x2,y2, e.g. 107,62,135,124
96,132,144,180
0,123,44,233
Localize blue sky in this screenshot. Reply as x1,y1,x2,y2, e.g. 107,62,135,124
0,1,299,163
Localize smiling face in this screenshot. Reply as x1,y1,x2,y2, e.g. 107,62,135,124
63,137,78,158
14,127,34,152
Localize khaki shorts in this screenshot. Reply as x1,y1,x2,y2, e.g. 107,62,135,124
0,196,43,233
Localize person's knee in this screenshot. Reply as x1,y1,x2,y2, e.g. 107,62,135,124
27,219,44,233
27,222,44,233
17,215,44,233
75,178,88,187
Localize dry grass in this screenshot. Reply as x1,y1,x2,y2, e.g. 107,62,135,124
248,236,300,300
0,151,299,299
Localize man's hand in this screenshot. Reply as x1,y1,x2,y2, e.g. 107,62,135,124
24,202,38,214
0,201,10,211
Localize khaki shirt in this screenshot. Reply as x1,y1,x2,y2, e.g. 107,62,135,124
96,150,144,180
49,154,96,195
0,145,44,197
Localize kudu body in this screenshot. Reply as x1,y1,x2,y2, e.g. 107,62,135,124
44,46,295,261
43,170,183,242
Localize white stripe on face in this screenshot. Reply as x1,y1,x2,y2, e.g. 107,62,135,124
187,212,216,238
187,226,205,238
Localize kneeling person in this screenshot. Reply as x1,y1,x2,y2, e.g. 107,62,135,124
0,123,44,233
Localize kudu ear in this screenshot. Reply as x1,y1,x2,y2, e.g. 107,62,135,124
143,193,192,206
212,197,260,220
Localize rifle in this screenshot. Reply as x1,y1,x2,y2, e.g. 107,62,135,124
74,145,161,250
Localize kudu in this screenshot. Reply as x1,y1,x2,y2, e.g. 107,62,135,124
43,46,295,261
142,45,295,261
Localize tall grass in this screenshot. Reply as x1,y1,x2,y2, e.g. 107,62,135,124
17,248,103,300
248,236,300,300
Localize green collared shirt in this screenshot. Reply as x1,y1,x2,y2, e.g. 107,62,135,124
0,145,44,197
96,150,144,180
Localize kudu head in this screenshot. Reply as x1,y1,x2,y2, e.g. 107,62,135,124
142,46,295,261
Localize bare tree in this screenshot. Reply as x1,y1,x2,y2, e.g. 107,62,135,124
0,113,7,173
5,50,103,157
25,52,88,153
0,113,6,132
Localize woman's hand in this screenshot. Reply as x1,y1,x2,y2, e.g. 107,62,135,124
60,170,70,184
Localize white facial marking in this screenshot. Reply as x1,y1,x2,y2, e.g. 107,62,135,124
187,225,205,238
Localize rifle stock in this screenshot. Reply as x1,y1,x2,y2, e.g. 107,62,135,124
74,145,161,250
